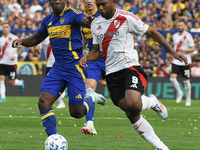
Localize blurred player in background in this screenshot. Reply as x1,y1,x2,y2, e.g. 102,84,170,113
42,36,66,108
0,22,24,102
170,19,195,106
81,0,106,135
79,0,187,149
12,0,106,137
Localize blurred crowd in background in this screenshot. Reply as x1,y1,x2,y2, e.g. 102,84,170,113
0,0,200,77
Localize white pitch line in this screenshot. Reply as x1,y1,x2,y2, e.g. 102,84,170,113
0,116,178,120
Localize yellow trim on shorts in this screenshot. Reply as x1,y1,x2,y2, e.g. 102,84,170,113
75,64,86,82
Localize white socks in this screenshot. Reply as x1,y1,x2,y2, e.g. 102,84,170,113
183,80,191,99
170,78,182,94
141,95,155,111
0,81,6,99
14,79,22,86
132,115,168,149
60,91,65,99
86,120,94,126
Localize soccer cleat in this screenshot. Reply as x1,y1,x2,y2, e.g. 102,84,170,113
56,102,66,108
176,92,183,103
19,79,24,92
81,123,97,135
185,98,191,106
86,88,106,105
149,94,168,120
0,98,6,102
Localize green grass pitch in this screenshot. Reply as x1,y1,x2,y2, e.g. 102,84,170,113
0,97,199,150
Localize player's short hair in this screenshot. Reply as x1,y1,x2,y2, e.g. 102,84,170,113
3,21,10,26
178,19,185,24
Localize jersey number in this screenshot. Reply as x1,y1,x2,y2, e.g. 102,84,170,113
10,72,16,80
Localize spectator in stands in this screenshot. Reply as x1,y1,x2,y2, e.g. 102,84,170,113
29,0,43,16
173,0,185,13
191,58,200,77
190,22,200,32
143,59,154,77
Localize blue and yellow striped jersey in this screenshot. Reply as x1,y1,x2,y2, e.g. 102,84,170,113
37,5,85,65
81,9,100,54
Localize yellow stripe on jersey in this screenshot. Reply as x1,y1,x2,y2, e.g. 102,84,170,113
41,112,55,120
83,101,89,113
82,28,93,39
48,25,71,39
66,6,82,14
69,39,79,59
75,64,86,82
59,5,68,16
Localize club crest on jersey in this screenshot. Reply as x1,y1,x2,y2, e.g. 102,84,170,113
60,17,65,24
114,20,121,28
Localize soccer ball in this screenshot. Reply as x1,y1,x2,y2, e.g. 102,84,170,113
44,134,68,150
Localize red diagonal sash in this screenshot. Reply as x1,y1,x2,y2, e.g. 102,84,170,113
46,42,52,61
0,37,12,60
176,35,187,52
102,15,126,61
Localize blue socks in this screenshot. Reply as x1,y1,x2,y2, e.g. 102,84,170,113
83,96,95,121
40,108,57,136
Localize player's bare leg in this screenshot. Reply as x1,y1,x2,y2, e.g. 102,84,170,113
118,90,169,150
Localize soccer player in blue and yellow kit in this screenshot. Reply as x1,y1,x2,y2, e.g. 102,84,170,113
12,0,106,137
81,0,106,135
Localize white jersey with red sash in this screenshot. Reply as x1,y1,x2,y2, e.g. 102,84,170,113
42,37,55,67
91,9,149,75
0,33,18,65
172,31,194,66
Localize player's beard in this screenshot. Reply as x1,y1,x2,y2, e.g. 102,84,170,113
178,28,184,34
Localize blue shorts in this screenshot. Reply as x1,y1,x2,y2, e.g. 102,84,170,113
40,64,86,105
86,58,105,82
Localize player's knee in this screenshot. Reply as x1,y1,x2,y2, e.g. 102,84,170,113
70,111,84,118
9,80,15,85
125,98,141,113
38,93,54,111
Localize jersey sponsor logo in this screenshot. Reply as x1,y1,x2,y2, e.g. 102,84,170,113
97,30,119,40
48,25,71,39
75,94,82,99
114,20,121,28
48,21,52,26
60,17,65,24
97,25,101,30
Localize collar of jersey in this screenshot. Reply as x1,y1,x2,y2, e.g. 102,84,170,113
84,8,98,16
59,5,68,16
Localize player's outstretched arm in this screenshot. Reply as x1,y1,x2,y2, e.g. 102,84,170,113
79,44,102,69
12,32,47,48
81,15,95,28
145,27,188,64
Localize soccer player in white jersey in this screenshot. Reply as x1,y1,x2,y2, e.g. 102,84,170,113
42,37,66,108
79,0,187,149
170,19,195,106
0,22,24,102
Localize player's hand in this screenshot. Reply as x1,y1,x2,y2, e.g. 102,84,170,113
86,15,95,23
177,47,185,52
79,56,88,69
12,39,22,48
10,56,15,60
172,51,188,64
